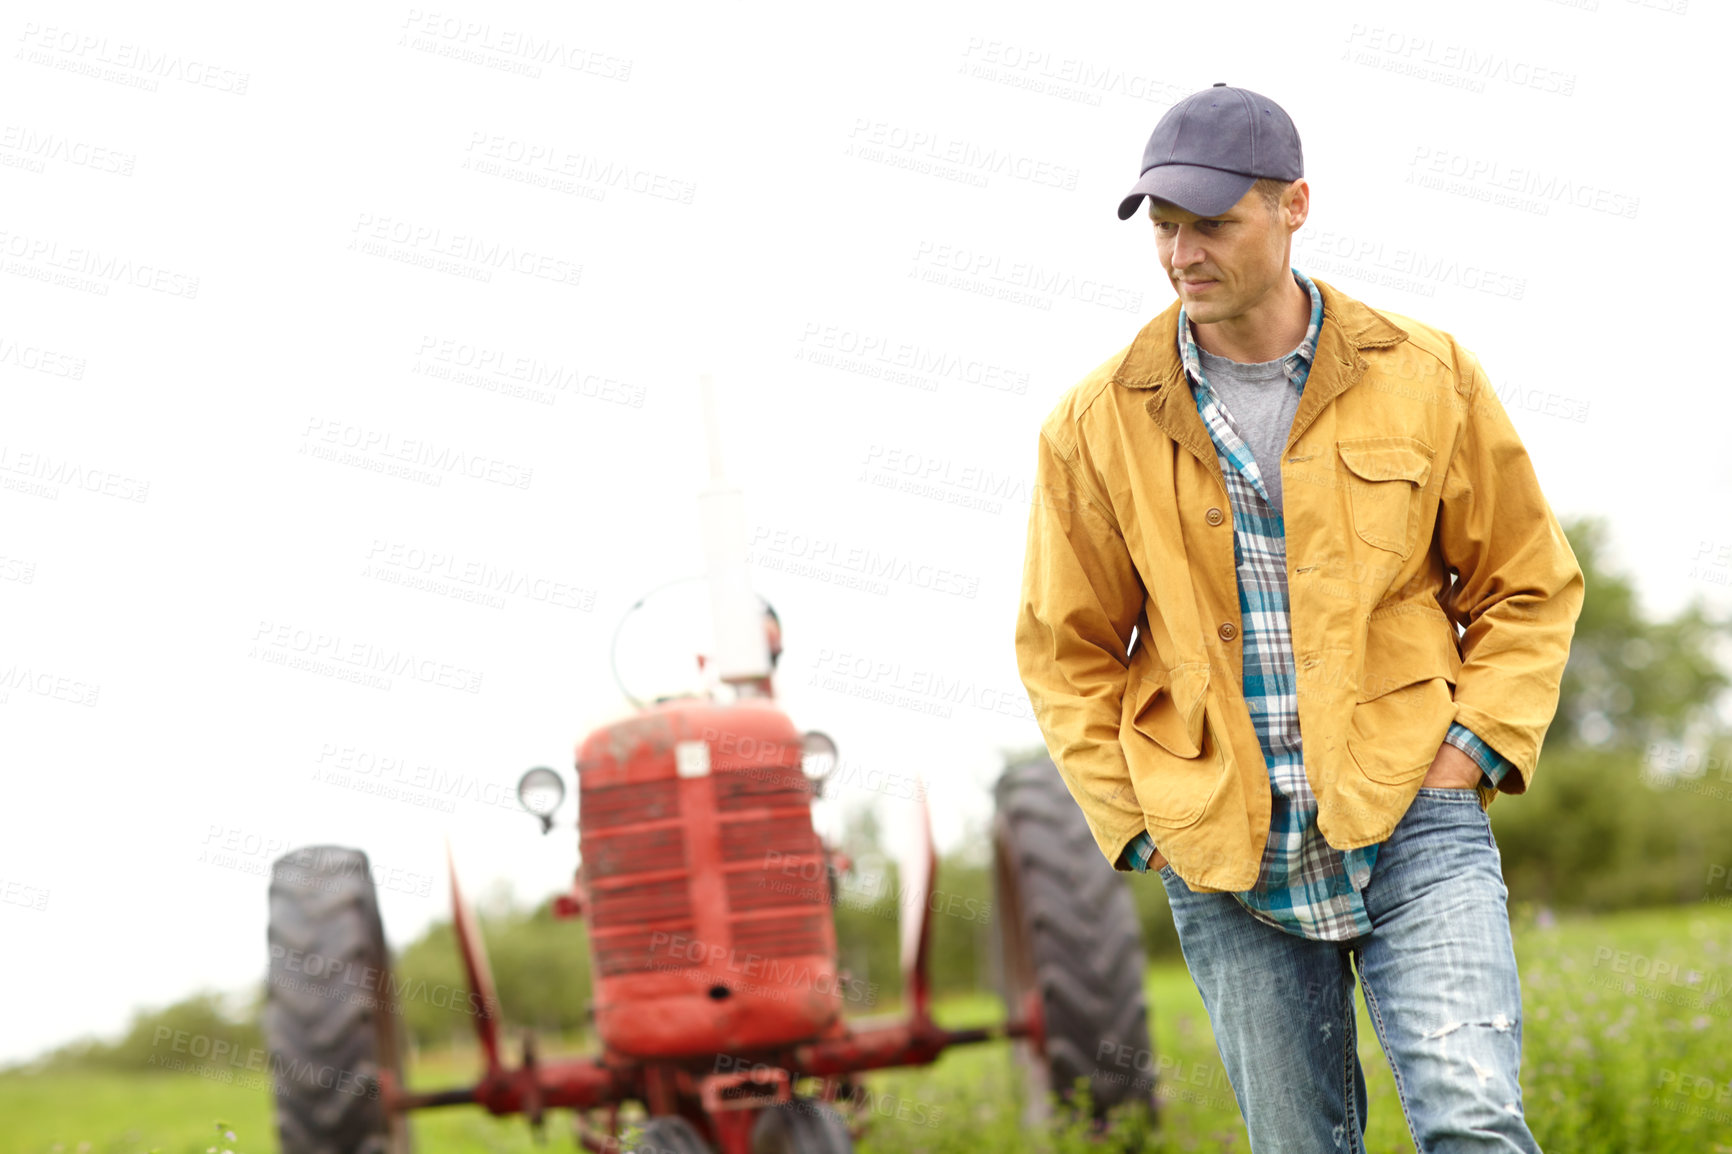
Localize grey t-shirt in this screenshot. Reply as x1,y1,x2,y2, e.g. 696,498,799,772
1196,345,1300,515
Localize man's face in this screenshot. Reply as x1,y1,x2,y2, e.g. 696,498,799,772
1149,181,1306,326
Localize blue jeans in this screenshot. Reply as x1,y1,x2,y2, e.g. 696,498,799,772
1157,787,1541,1153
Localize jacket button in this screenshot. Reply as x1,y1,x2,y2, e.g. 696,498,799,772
1218,622,1237,642
1205,507,1225,526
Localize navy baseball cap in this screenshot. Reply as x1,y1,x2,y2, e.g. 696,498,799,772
1117,84,1304,220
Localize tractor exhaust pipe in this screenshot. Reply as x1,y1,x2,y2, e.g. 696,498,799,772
697,372,772,691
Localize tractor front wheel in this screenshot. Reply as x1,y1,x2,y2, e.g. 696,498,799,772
631,1115,711,1154
750,1100,853,1153
264,846,411,1154
993,756,1157,1128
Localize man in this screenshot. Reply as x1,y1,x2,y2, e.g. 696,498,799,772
1013,84,1582,1152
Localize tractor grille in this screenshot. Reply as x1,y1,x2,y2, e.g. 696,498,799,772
593,925,695,977
719,815,820,864
590,876,693,927
583,764,831,980
720,799,829,949
580,777,681,831
715,765,812,811
730,913,829,959
584,780,691,978
726,868,827,913
584,825,687,876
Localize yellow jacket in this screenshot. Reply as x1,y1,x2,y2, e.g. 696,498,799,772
1013,277,1583,892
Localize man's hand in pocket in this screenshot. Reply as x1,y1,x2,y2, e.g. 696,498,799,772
1422,741,1482,789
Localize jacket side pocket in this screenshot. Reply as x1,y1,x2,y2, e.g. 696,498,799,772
1344,612,1460,786
1123,662,1225,828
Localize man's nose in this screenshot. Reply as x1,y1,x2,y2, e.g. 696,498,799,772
1172,225,1205,269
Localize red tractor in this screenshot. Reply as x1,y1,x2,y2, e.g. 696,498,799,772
262,383,1156,1152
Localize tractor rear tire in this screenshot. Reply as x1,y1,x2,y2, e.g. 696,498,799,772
632,1115,711,1154
993,756,1157,1127
751,1099,853,1153
264,846,411,1154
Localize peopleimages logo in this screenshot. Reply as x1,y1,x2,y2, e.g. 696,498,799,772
0,444,148,502
398,9,633,81
1407,147,1639,220
0,228,199,297
844,118,1080,191
910,240,1143,314
645,931,879,1007
957,38,1196,108
462,132,695,204
249,620,484,695
806,647,1034,722
301,417,534,490
0,664,100,707
795,322,1029,396
0,125,135,176
1342,25,1576,96
268,943,495,1017
1293,229,1525,300
15,22,251,94
0,333,87,378
348,212,582,288
747,526,980,599
363,539,595,611
149,1028,375,1097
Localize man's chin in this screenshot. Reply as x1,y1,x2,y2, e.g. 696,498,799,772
1181,298,1226,323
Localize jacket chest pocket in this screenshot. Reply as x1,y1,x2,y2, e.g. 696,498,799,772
1337,438,1435,558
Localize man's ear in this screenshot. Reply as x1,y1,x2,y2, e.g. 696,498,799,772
1283,179,1311,230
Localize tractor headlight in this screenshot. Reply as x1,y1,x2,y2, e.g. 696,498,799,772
800,731,837,795
517,766,566,833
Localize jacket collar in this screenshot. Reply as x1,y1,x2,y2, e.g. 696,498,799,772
1113,275,1410,467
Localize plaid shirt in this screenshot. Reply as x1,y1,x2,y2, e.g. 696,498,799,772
1121,268,1509,941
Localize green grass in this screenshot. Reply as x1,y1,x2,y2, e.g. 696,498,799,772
6,904,1730,1154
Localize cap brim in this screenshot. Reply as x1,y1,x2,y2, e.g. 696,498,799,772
1117,166,1257,220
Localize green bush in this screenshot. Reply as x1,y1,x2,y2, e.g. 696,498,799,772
28,992,262,1074
1492,746,1730,912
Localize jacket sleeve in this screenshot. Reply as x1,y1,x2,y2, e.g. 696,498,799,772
1436,350,1585,794
1014,428,1150,868
1444,721,1512,788
1119,830,1159,872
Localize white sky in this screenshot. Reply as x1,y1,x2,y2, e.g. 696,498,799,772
3,0,1727,1067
